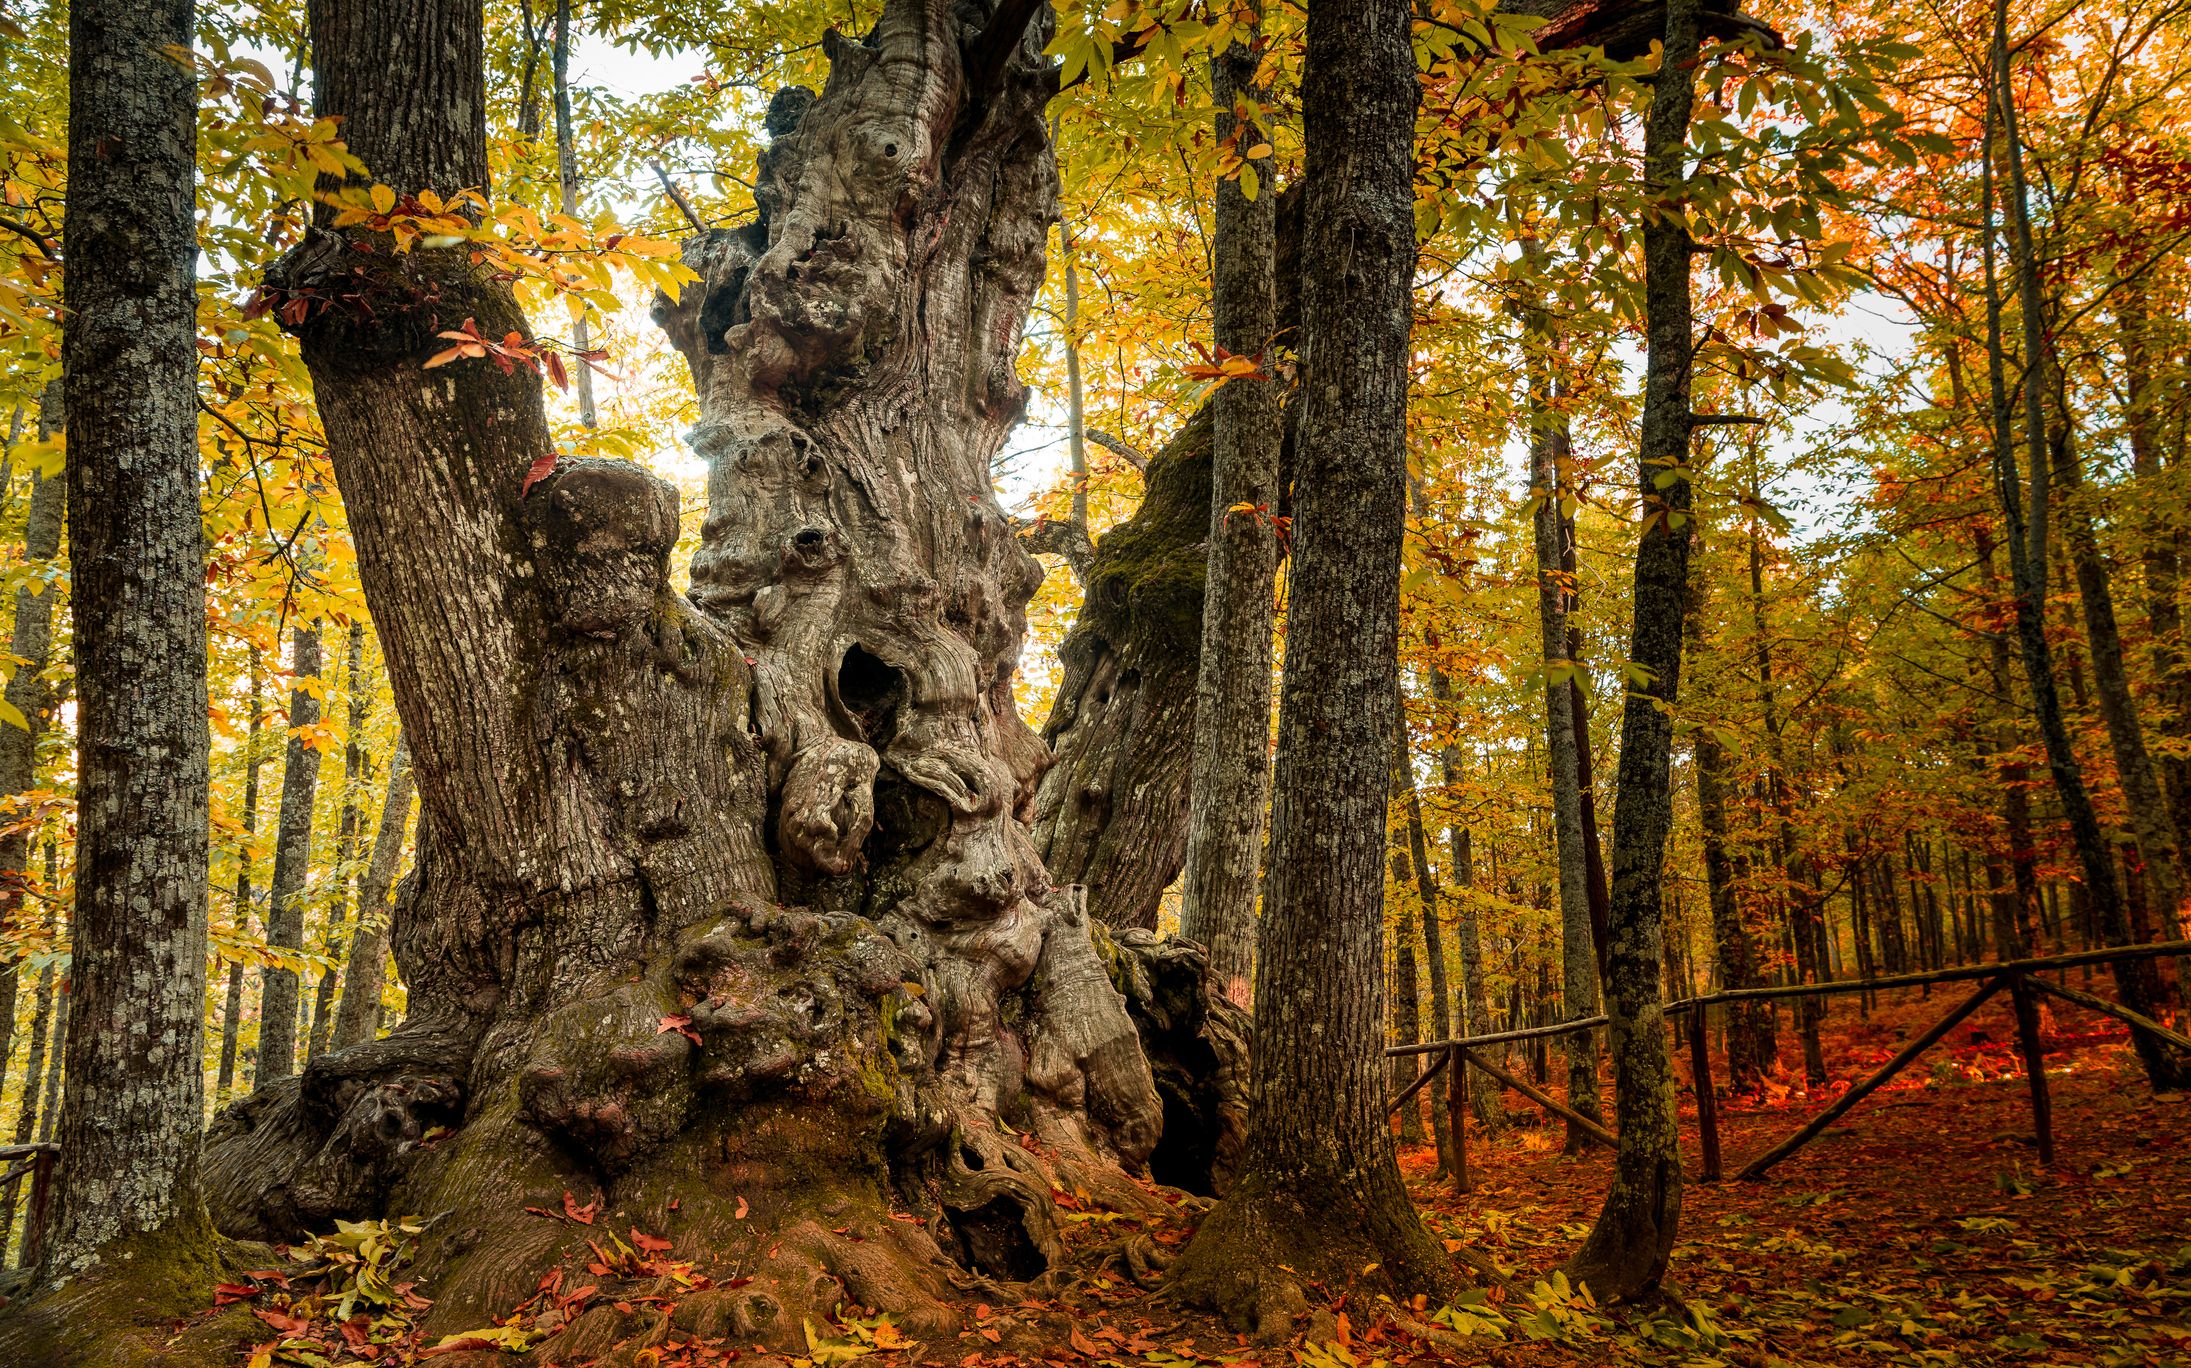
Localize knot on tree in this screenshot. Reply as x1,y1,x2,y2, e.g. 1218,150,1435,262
525,457,681,640
765,86,816,138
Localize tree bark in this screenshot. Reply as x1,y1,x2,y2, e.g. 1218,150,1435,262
255,622,324,1084
0,383,64,1117
0,385,65,933
1565,0,1698,1301
1177,13,1282,1007
1385,792,1426,1148
1982,12,2187,1087
1525,288,1604,1149
1973,527,2039,956
308,623,370,1061
217,657,267,1101
205,0,1163,1348
552,0,597,428
1685,547,1775,1091
2120,277,2191,868
1169,0,1456,1331
1430,668,1504,1129
1397,735,1456,1173
30,0,214,1318
330,735,414,1051
1034,409,1213,930
2047,413,2188,931
1747,507,1825,1086
0,963,55,1260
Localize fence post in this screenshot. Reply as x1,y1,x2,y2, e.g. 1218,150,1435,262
1688,1005,1722,1183
23,1147,54,1270
1447,1041,1470,1194
2009,971,2054,1164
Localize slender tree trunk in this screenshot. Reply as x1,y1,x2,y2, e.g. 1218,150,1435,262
1397,735,1456,1172
1974,527,2038,955
34,986,64,1149
0,963,55,1259
0,383,64,1114
308,624,370,1061
552,0,596,427
1177,10,1281,1007
1037,190,1301,931
0,384,65,929
216,657,267,1100
255,622,324,1084
1387,840,1426,1147
2048,413,2189,923
1566,0,1698,1300
331,736,414,1050
1056,115,1090,537
2120,277,2191,867
1430,668,1503,1129
1685,547,1775,1090
1526,297,1604,1149
30,0,213,1313
1983,16,2187,1086
1171,0,1457,1326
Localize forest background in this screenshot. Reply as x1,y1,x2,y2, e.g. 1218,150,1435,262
0,0,2189,1350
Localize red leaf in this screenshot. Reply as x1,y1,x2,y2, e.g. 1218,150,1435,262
213,1282,262,1305
421,1338,500,1356
631,1227,672,1254
562,1189,598,1225
658,1013,702,1046
253,1307,312,1334
522,450,561,499
544,349,570,391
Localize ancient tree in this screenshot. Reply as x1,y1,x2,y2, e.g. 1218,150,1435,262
202,0,1170,1347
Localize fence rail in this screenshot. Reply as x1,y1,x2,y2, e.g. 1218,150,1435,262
1387,940,2191,1190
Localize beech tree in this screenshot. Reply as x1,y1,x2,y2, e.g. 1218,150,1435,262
10,0,217,1342
1176,2,1282,1007
1564,0,1702,1302
255,622,323,1082
1167,0,1456,1330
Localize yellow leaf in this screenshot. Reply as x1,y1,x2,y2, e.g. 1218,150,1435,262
369,183,397,214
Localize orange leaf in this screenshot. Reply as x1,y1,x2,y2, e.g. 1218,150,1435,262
562,1189,598,1225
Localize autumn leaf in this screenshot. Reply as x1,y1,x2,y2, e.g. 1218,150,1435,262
657,1012,702,1045
521,450,561,499
562,1189,598,1225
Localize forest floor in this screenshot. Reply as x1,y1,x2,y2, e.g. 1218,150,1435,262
218,980,2190,1368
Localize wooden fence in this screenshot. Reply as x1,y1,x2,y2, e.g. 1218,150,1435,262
1387,940,2191,1191
0,1141,58,1268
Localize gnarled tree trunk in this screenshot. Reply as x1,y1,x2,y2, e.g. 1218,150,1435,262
204,0,1165,1349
